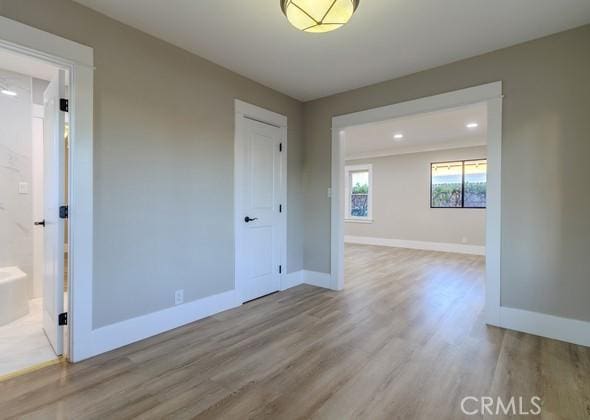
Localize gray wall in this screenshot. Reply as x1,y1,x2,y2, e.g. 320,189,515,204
303,25,590,322
2,1,589,326
345,146,487,246
0,0,304,328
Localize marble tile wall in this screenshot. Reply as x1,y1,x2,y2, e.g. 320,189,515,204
0,68,33,297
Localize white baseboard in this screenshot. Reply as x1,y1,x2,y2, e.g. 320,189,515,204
499,307,590,347
302,270,332,289
75,289,239,361
280,270,332,290
281,271,303,290
77,271,333,361
345,235,485,256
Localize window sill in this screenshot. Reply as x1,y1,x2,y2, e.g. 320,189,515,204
345,218,373,224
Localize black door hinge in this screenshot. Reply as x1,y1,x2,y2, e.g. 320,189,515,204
59,205,68,219
60,98,69,112
279,265,282,274
279,143,282,152
58,312,68,326
279,204,282,213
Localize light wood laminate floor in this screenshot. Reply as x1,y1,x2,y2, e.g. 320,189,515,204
1,245,589,419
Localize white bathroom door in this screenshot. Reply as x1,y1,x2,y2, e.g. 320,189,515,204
42,69,66,355
236,117,283,302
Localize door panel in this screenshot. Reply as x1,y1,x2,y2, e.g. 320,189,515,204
248,228,273,277
250,138,275,208
42,69,66,355
237,118,282,302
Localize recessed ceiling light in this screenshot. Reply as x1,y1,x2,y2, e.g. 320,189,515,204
393,133,404,140
1,89,17,96
466,122,479,129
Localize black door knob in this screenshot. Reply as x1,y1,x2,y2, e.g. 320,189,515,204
244,216,258,223
34,220,46,227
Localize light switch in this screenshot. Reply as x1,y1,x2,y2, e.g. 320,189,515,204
18,182,29,194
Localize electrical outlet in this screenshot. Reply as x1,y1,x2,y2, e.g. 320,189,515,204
174,289,184,305
461,236,468,244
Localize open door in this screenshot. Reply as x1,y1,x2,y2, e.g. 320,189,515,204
42,69,66,355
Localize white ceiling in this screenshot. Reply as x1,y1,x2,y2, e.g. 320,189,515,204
73,0,590,101
344,102,487,160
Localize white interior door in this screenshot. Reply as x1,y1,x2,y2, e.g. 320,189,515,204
42,69,66,355
236,117,283,302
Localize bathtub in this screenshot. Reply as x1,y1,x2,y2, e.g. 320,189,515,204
0,266,29,326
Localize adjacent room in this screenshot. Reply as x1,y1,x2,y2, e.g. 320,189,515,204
0,47,69,376
343,103,487,253
0,1,589,418
342,103,488,320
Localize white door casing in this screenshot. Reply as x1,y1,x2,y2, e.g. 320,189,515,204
330,82,502,327
42,69,66,355
235,100,287,303
1,16,94,362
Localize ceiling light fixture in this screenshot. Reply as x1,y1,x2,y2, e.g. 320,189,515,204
1,89,17,96
466,122,479,129
281,0,360,33
393,133,404,140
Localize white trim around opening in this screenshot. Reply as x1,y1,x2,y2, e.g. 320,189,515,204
332,83,590,347
0,16,94,362
330,82,503,328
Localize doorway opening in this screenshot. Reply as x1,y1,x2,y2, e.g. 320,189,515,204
330,83,503,326
340,103,488,320
0,47,69,377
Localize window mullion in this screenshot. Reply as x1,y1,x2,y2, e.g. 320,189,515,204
461,160,465,208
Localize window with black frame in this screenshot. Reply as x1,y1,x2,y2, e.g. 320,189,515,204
430,159,487,208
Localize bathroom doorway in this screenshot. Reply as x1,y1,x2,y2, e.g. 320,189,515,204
0,47,69,377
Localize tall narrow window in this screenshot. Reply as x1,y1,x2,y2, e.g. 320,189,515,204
345,164,373,221
431,159,487,208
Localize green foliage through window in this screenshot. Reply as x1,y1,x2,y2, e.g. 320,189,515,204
431,159,487,208
348,169,370,217
352,182,368,194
